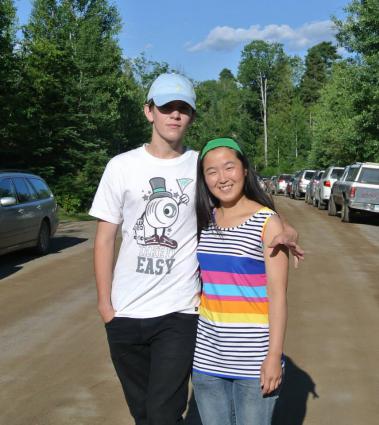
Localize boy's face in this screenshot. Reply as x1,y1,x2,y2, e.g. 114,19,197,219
144,100,194,145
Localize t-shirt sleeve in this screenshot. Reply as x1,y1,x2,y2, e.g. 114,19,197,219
89,157,124,224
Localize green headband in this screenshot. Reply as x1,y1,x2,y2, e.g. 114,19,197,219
200,138,243,159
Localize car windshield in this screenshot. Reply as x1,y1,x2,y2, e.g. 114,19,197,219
331,169,344,179
304,171,315,180
358,167,379,184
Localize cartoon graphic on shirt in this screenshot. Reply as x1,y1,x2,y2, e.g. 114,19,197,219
133,177,193,250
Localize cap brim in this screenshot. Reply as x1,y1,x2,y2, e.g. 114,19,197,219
152,94,196,110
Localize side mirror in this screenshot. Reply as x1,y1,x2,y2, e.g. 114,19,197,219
0,196,17,207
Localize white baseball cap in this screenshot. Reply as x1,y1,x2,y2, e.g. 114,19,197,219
147,73,196,110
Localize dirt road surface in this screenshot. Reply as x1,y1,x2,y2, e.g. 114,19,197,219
1,197,378,425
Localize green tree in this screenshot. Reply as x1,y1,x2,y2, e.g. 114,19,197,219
0,0,18,156
334,0,379,161
308,62,360,167
186,75,255,160
12,0,137,211
238,40,288,167
299,42,340,107
132,52,172,91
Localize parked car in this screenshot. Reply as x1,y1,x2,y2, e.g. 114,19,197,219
313,166,345,209
266,176,277,194
292,170,316,199
0,171,59,255
305,170,324,204
285,175,296,198
257,176,266,191
274,174,292,195
328,162,379,222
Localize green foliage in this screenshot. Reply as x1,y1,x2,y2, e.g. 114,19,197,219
238,40,287,90
186,76,257,158
132,52,172,91
299,42,340,107
308,62,360,167
333,0,379,162
0,0,18,149
1,1,378,212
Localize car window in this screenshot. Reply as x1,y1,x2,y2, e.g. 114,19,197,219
0,178,16,198
12,177,36,203
331,168,344,179
304,171,315,179
358,168,379,184
28,177,52,199
346,167,360,181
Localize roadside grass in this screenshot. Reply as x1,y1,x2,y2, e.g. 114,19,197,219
58,209,95,222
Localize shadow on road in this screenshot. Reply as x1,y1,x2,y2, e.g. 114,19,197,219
350,215,379,226
272,356,318,425
0,235,87,280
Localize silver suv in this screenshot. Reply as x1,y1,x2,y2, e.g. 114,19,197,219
292,169,316,200
313,166,344,209
0,171,59,255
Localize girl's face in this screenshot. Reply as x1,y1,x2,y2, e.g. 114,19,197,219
202,147,247,207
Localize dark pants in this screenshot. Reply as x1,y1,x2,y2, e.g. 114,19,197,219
105,312,198,425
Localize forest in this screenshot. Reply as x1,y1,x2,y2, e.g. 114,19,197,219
1,0,378,212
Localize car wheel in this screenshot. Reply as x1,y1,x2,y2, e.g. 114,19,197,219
35,220,51,255
341,201,354,223
328,196,337,216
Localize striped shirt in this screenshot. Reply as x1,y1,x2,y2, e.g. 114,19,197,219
193,207,276,379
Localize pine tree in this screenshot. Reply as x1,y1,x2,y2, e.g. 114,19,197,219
0,0,18,159
299,42,340,107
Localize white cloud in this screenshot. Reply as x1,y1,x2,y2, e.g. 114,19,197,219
144,43,154,51
187,20,337,52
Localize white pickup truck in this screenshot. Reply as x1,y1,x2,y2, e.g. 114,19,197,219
328,162,379,222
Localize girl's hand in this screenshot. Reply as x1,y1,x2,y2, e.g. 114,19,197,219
260,354,283,395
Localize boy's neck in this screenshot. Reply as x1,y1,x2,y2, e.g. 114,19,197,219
146,138,185,159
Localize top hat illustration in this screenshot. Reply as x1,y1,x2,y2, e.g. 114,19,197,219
149,177,173,200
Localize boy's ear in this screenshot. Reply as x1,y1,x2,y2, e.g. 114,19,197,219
144,103,154,123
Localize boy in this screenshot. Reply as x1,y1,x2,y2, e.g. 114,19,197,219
90,73,302,425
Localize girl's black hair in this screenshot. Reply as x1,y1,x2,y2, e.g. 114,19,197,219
196,141,276,238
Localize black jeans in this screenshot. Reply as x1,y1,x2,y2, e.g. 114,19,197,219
105,312,198,425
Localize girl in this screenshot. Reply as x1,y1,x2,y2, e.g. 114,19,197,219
192,138,289,425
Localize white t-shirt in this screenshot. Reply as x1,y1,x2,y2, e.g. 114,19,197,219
89,145,201,318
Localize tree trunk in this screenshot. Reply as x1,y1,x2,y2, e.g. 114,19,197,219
259,72,268,167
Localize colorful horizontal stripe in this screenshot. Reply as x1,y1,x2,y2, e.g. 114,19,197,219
197,252,266,274
201,270,267,286
201,296,269,315
203,283,267,298
200,308,269,324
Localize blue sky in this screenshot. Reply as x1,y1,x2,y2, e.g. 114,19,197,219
15,0,349,82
